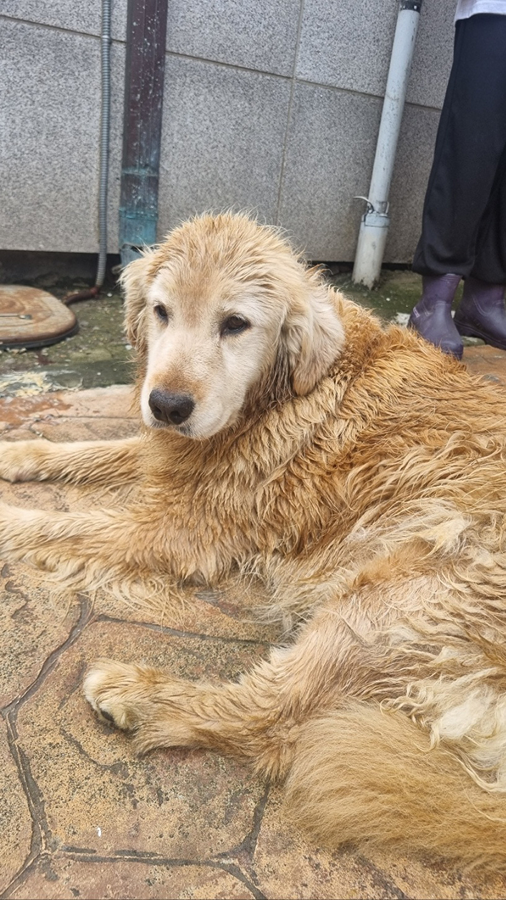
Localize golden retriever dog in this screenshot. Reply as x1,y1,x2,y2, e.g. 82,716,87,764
2,212,506,870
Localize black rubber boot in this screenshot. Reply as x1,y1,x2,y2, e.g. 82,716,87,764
408,274,463,359
454,276,506,350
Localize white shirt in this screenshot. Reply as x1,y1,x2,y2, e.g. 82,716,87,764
455,0,506,19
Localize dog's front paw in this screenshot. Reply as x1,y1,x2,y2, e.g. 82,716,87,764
0,440,43,483
84,659,152,731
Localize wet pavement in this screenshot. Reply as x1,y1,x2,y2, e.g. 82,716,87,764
0,267,477,399
1,272,506,899
0,277,132,398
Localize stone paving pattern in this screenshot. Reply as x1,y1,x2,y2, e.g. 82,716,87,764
2,349,506,899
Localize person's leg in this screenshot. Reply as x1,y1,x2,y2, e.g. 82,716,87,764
454,146,506,348
408,273,462,358
410,15,506,355
413,15,506,277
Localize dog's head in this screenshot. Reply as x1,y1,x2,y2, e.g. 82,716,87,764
121,213,344,439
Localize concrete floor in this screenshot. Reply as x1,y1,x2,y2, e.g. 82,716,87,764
2,275,506,899
0,267,472,399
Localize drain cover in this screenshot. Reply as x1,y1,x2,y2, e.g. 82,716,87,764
0,285,78,349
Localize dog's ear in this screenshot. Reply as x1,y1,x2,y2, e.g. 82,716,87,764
282,279,344,396
119,254,152,357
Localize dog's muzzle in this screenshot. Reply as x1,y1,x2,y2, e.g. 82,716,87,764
148,389,195,426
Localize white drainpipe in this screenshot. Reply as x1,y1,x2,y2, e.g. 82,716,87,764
352,0,423,288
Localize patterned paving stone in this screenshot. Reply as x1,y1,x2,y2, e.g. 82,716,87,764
7,857,258,900
0,561,83,708
0,719,32,894
15,620,268,860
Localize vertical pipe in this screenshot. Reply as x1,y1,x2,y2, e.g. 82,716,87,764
63,0,112,303
352,1,422,288
96,0,112,287
119,0,169,267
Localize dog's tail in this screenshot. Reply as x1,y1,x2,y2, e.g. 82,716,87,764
285,701,506,871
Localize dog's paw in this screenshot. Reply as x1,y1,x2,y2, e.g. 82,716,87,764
84,659,196,753
0,440,44,483
84,659,151,731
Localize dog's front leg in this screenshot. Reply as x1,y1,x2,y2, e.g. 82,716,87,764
0,501,168,579
84,606,377,780
0,437,141,486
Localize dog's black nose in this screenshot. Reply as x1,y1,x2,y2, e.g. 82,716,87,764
148,390,195,426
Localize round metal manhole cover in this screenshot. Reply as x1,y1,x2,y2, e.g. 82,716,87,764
0,285,78,349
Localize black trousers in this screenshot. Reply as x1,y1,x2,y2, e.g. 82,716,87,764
412,14,506,284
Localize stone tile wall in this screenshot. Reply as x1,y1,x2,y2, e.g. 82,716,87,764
0,0,454,261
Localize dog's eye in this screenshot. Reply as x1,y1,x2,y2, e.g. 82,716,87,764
220,315,250,336
154,304,168,323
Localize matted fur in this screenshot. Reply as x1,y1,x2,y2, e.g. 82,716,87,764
2,212,506,869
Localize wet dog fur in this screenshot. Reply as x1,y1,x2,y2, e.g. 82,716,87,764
2,213,506,869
